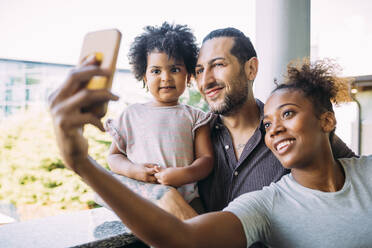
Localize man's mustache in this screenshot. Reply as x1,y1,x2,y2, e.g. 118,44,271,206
203,81,225,92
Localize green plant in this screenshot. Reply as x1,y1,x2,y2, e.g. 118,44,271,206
40,158,65,172
0,108,113,215
180,87,209,112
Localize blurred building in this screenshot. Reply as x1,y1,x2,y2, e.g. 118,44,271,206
0,58,151,119
351,75,372,155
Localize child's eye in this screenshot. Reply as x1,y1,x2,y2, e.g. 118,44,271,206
151,69,161,74
171,67,181,73
263,122,271,129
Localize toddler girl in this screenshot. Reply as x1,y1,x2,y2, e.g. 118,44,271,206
105,23,213,208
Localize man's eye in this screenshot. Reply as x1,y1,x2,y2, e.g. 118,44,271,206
195,68,203,75
213,63,223,67
151,69,160,74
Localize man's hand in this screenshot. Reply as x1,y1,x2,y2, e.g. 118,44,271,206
154,167,184,187
48,56,118,173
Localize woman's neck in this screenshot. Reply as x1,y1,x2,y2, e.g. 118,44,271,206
291,147,345,192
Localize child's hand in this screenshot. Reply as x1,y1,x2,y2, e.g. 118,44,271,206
132,163,158,183
154,167,183,187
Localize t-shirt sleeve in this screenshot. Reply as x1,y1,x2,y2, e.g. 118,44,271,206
223,190,272,247
105,110,128,155
331,134,357,158
189,107,213,137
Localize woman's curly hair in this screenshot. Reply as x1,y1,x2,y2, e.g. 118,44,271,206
128,22,198,82
272,58,353,141
274,58,352,117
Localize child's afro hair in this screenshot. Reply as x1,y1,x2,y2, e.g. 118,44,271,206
128,22,199,81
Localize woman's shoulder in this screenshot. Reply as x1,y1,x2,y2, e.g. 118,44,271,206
338,155,372,180
338,155,372,165
339,155,372,168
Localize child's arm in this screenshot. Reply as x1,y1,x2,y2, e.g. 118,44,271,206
155,124,214,187
107,143,158,183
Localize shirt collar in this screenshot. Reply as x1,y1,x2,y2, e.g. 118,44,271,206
209,98,266,131
255,99,266,133
209,114,223,131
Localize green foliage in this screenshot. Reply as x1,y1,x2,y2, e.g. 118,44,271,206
19,175,37,185
40,158,65,172
0,108,112,212
86,200,101,209
91,138,112,148
25,77,40,85
180,87,209,112
43,180,63,188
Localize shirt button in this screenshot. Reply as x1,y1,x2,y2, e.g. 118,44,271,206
234,171,239,176
225,145,229,150
215,125,219,129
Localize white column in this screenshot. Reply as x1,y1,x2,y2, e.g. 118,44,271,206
254,0,310,102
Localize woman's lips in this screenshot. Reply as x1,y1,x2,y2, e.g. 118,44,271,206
275,138,295,155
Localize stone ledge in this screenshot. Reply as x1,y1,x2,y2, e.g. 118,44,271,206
0,203,19,224
0,207,139,248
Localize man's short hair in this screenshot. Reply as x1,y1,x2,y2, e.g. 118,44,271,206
202,27,257,65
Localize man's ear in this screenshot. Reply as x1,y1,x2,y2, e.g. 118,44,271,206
244,57,258,81
320,111,337,133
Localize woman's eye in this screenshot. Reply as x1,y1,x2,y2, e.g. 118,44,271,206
283,110,294,118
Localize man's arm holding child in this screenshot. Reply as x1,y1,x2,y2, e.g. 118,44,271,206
154,124,214,187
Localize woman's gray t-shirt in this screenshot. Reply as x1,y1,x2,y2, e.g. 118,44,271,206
224,156,372,247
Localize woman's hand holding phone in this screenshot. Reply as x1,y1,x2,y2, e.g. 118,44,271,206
78,29,122,117
48,54,119,172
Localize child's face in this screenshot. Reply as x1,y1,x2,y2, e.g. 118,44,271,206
144,52,189,106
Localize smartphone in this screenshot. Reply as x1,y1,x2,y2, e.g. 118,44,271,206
78,29,122,117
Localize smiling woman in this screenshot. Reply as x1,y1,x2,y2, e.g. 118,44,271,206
222,59,372,247
264,59,351,171
264,90,333,169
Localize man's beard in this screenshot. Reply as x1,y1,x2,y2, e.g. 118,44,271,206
208,75,249,116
